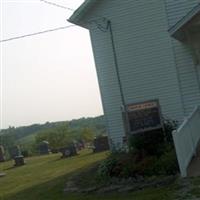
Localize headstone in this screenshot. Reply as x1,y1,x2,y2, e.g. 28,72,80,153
93,136,109,153
0,145,5,162
39,141,50,155
60,144,77,158
14,155,25,166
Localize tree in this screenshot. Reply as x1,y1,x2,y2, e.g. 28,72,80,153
80,128,95,142
35,123,73,149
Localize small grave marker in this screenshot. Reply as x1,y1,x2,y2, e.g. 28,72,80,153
9,146,25,167
14,155,25,167
60,144,77,158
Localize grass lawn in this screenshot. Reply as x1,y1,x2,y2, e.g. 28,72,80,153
0,150,198,200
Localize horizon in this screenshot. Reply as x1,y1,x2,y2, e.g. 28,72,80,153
0,113,104,130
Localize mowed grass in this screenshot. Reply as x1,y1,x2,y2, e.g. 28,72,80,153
0,150,175,200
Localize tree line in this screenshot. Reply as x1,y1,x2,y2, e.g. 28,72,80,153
0,116,106,158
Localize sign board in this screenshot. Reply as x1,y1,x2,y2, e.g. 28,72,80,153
126,100,163,134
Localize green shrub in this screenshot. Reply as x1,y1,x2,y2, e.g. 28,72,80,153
128,119,178,157
128,129,165,157
133,156,157,176
163,119,178,145
97,119,179,181
97,147,179,181
151,148,179,175
111,153,135,178
97,155,117,182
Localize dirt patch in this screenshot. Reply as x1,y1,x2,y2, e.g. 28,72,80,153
64,175,176,194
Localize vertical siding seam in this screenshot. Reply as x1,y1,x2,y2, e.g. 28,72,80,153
163,0,186,117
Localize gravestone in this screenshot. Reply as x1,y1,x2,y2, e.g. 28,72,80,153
0,145,5,162
60,144,77,158
39,141,50,155
93,136,109,153
14,155,25,166
9,146,25,167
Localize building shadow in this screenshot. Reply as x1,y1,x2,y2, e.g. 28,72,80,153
1,162,101,200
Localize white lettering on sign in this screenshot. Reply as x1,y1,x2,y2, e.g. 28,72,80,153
127,101,158,111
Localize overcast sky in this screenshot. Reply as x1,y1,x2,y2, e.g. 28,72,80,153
0,0,103,129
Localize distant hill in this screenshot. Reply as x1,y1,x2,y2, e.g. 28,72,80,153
0,115,106,146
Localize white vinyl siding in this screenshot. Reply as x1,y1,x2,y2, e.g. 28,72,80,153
74,0,200,146
84,0,185,145
165,0,200,28
165,0,200,116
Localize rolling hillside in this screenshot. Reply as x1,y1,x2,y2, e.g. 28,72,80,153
0,116,106,146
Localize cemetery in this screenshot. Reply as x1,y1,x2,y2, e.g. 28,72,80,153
1,120,195,200
0,114,199,199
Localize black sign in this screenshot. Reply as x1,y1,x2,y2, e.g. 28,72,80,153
126,100,162,134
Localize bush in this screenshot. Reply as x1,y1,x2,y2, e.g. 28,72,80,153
128,119,178,157
97,147,179,181
150,147,179,175
163,119,178,145
97,119,179,181
97,155,118,182
128,129,165,157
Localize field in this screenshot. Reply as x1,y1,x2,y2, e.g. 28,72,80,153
0,150,199,200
